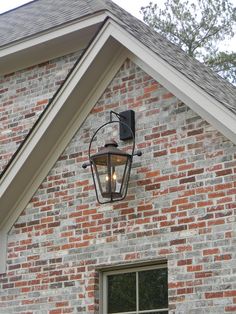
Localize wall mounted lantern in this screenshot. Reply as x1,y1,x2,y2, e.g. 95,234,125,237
82,110,141,204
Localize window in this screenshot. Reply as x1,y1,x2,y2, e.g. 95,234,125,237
102,264,168,314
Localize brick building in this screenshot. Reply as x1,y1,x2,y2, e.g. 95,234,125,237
0,0,236,313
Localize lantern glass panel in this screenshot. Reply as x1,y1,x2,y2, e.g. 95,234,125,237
91,155,109,201
120,157,132,196
91,152,132,203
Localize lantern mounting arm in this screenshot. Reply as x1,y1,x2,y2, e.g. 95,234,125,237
109,110,126,122
109,110,142,156
111,110,135,141
82,110,142,170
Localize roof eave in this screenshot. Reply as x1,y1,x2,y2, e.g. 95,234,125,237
0,11,108,75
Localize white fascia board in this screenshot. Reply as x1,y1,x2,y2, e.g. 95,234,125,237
0,18,110,194
105,20,236,145
0,231,7,274
0,19,124,224
0,13,106,58
0,13,107,74
1,44,127,231
0,19,129,273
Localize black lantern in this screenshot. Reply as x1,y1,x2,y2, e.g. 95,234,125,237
82,110,141,204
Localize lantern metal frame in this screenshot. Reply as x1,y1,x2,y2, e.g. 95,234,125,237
82,111,141,204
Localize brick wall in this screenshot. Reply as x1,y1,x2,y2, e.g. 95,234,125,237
0,59,236,313
0,50,82,173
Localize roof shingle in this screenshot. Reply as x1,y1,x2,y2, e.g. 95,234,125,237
0,0,107,46
1,0,236,114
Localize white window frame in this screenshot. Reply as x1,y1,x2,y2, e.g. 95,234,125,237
102,263,168,314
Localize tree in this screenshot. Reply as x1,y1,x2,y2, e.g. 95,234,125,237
141,0,236,83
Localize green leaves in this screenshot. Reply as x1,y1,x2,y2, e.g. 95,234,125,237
205,51,236,83
141,0,236,83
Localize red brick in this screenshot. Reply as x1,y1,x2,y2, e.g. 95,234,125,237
195,271,213,278
187,265,202,272
187,168,204,176
169,281,185,288
214,254,232,261
145,170,161,178
179,176,195,184
216,169,232,176
172,198,188,205
145,183,161,191
225,306,236,312
205,292,223,298
177,259,192,266
153,150,167,157
203,248,220,256
177,288,193,295
224,291,236,297
170,239,186,246
208,219,225,226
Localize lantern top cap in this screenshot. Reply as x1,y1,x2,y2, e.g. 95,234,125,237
104,139,118,148
91,138,131,163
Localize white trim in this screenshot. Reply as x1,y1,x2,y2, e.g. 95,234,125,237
0,231,7,274
0,13,105,57
0,13,106,74
105,21,236,145
132,55,236,142
0,20,113,200
1,57,128,229
0,21,129,272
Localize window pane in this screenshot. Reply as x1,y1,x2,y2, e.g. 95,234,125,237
108,272,136,313
139,268,168,310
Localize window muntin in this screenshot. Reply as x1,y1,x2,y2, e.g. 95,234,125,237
103,264,168,314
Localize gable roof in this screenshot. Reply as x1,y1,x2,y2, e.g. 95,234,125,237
0,0,236,274
0,0,107,46
1,0,236,115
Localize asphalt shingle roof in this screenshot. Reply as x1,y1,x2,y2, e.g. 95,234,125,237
1,0,236,114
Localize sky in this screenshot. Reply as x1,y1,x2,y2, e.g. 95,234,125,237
0,0,162,17
0,0,235,49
